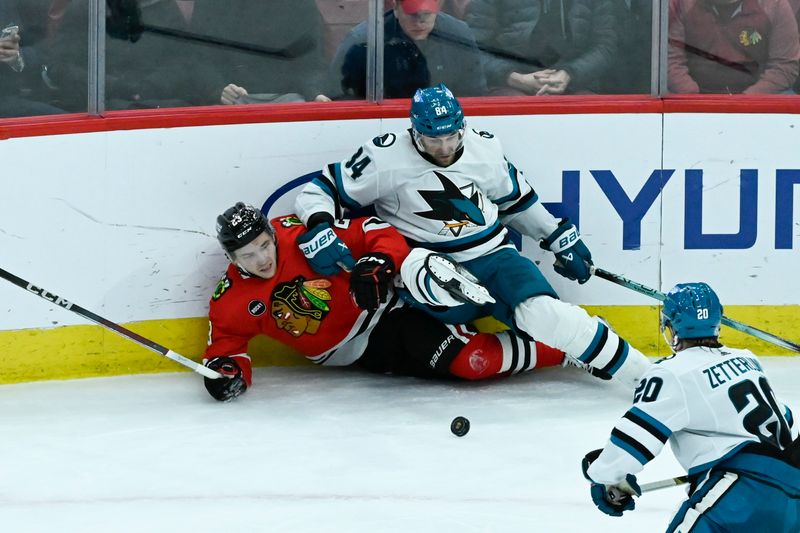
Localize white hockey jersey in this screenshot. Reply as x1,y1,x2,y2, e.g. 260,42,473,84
587,346,797,485
295,128,560,262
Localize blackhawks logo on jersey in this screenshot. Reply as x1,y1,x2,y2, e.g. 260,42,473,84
212,275,232,301
415,171,486,236
270,276,332,337
739,29,762,47
279,215,304,227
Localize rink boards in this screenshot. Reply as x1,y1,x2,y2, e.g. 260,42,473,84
1,112,798,382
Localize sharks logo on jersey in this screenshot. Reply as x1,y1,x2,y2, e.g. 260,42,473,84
415,171,486,237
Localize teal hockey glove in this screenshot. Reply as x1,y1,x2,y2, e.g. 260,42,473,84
542,219,593,284
582,449,641,517
296,222,355,276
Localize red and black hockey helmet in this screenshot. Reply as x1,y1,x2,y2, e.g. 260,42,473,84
216,202,272,254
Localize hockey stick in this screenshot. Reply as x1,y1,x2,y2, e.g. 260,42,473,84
0,266,222,379
590,266,800,354
607,474,689,503
640,475,689,493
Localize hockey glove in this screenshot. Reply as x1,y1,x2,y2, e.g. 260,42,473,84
296,222,355,276
203,357,247,402
350,253,396,310
581,449,641,517
541,218,593,284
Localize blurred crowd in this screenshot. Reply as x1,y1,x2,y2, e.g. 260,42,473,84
2,0,799,118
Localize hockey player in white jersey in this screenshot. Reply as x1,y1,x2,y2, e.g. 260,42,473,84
583,282,800,531
293,83,650,387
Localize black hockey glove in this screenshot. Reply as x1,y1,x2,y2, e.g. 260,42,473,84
204,357,247,402
541,218,593,284
349,252,396,310
581,449,641,517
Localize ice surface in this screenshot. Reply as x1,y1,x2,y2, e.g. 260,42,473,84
1,358,798,533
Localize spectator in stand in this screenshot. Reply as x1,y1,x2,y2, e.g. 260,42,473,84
609,0,653,93
191,0,331,104
0,1,63,117
668,0,800,94
334,0,487,99
466,0,619,95
340,38,432,99
41,0,218,111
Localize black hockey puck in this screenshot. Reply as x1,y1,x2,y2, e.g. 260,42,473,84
450,416,470,437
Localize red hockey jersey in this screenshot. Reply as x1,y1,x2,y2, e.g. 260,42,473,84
204,215,410,386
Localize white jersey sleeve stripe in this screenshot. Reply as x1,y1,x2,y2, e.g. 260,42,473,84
610,427,654,465
312,170,337,200
499,189,538,216
626,406,672,443
330,162,363,209
309,176,343,219
492,160,521,204
615,417,668,461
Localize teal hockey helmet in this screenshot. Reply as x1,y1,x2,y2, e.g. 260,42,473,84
410,83,465,137
660,282,723,340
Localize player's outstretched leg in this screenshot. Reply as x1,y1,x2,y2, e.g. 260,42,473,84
448,330,564,380
513,296,651,388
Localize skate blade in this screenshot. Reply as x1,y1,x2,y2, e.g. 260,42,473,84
426,255,496,306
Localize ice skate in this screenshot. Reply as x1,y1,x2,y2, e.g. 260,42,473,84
424,253,495,306
562,354,612,380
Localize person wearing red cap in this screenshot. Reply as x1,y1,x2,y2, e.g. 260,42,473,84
395,0,441,41
332,0,487,98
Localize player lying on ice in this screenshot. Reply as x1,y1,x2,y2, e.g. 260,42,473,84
582,282,800,532
201,202,569,401
293,83,651,390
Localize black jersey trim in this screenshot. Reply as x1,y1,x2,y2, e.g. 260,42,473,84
624,410,670,444
612,427,655,462
406,222,506,253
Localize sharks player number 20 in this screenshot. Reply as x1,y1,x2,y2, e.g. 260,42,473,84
583,283,799,532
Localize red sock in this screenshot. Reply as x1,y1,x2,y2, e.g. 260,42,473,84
448,333,503,380
535,341,565,368
448,334,565,380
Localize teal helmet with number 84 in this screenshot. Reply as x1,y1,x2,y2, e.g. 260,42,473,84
410,84,466,165
410,83,465,136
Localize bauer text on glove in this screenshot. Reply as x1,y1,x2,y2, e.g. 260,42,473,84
541,218,593,284
296,222,355,276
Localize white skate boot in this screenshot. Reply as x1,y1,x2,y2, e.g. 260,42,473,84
424,254,495,306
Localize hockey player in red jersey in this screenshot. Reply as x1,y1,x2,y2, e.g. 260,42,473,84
202,202,565,401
